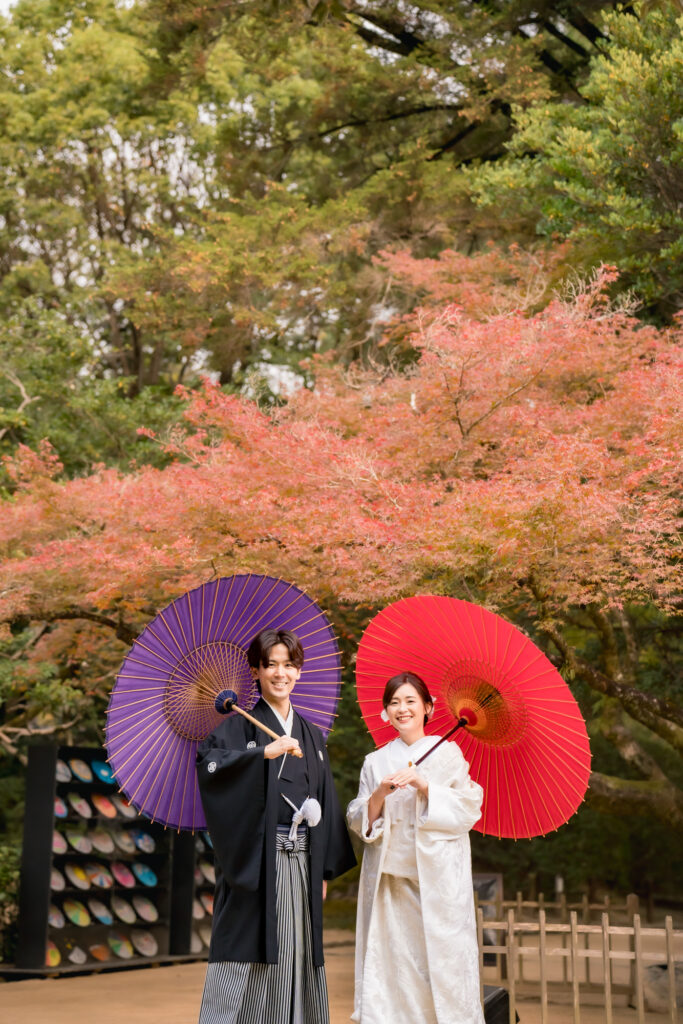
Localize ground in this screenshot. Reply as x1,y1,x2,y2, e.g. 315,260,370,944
0,930,668,1023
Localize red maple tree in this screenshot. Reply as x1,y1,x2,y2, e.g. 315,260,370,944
1,259,680,821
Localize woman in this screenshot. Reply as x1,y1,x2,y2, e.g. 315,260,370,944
347,671,485,1024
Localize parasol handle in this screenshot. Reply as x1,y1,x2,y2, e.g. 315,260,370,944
214,689,303,757
414,719,468,767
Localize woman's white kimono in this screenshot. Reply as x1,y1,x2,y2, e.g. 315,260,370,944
347,735,485,1024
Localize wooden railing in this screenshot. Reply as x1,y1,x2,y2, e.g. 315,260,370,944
475,904,681,1024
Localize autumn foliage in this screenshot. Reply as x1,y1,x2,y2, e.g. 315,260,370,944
1,264,679,614
0,257,681,823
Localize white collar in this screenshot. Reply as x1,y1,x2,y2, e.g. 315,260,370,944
263,699,294,736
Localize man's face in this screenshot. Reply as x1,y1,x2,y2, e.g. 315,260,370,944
253,642,301,712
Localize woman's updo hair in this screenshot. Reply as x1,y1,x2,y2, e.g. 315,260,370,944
382,671,434,725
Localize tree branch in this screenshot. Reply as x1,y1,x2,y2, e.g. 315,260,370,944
40,609,138,645
587,771,683,831
0,370,40,441
598,703,668,782
526,577,683,752
0,719,78,764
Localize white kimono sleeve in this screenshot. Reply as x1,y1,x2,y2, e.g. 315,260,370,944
347,756,385,843
417,743,483,838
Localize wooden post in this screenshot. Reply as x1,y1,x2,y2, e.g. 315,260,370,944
506,908,516,1024
498,885,507,982
626,893,639,1007
516,891,524,981
570,910,581,1024
601,911,613,1024
539,907,548,1024
632,913,645,1024
476,905,485,1011
665,915,677,1024
581,894,590,984
626,893,640,920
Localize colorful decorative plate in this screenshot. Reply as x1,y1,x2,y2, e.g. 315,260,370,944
195,836,206,854
55,759,72,783
54,796,68,819
108,931,134,959
199,891,214,915
192,898,205,920
111,861,135,888
45,940,61,967
131,929,158,957
67,945,88,965
88,898,113,925
66,829,92,854
199,860,215,885
90,829,115,854
132,895,158,923
91,760,115,784
89,943,111,962
63,899,91,927
84,861,114,889
131,829,155,854
113,830,136,854
49,904,66,929
132,862,157,887
111,895,136,924
68,759,93,783
112,795,137,819
91,793,117,819
67,793,92,819
52,830,68,855
64,862,91,890
194,867,203,886
199,924,212,947
50,868,66,892
190,931,203,955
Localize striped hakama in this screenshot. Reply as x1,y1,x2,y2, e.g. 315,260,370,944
198,828,329,1024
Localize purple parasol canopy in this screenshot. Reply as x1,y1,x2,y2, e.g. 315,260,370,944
105,575,342,831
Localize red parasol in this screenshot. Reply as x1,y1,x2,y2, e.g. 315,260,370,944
356,596,591,839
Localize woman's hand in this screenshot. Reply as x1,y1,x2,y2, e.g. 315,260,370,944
263,735,301,760
366,775,399,833
386,766,429,798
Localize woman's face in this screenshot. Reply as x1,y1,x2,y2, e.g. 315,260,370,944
385,682,432,743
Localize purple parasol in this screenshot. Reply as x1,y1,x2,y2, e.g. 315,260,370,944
105,575,341,831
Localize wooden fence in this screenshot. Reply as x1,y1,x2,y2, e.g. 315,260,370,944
475,903,681,1024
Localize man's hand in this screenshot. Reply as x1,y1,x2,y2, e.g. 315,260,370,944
263,735,302,759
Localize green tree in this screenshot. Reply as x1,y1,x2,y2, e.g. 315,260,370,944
471,4,683,318
0,302,180,478
0,0,617,411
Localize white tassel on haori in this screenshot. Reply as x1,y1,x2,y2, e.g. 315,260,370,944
281,794,322,841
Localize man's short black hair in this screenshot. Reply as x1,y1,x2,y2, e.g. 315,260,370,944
247,629,305,671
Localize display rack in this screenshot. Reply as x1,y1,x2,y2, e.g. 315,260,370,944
13,743,198,974
189,832,215,956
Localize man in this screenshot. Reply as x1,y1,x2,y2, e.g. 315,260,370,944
196,627,356,1023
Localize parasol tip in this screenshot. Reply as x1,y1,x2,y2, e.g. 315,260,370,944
215,688,239,715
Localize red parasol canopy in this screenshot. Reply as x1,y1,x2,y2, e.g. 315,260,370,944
356,596,591,839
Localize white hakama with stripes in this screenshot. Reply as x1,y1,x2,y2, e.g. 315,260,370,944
198,829,329,1024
